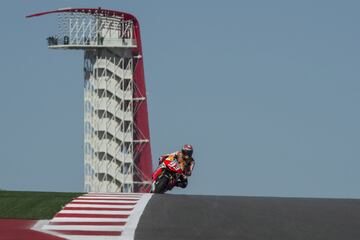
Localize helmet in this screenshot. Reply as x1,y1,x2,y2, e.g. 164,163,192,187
181,144,193,158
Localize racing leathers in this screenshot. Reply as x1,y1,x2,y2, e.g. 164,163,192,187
156,151,195,189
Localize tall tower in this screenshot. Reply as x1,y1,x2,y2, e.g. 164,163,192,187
27,8,153,193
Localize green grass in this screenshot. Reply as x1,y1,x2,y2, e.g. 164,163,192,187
0,190,82,219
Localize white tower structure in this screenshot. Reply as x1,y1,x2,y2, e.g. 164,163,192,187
28,8,153,193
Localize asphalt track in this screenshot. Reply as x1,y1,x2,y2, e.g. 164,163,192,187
135,194,360,240
2,194,360,239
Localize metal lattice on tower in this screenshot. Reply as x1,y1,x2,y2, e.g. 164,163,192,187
27,8,153,193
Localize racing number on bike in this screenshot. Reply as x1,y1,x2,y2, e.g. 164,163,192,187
169,161,180,170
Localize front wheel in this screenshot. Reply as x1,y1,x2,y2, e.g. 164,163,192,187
152,175,169,194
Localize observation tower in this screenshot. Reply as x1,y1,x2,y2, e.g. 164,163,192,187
27,8,152,193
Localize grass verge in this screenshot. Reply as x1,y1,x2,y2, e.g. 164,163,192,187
0,190,82,219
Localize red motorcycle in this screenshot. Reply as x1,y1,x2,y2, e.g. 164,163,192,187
151,158,184,193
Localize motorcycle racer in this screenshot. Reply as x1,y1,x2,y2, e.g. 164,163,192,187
153,144,195,189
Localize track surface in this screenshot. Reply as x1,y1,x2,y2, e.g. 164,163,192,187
135,194,360,240
2,194,360,239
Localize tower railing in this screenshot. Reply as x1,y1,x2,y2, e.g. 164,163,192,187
47,12,137,48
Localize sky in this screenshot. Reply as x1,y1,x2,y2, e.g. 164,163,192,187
0,0,359,198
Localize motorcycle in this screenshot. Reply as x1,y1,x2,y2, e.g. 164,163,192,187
151,158,184,193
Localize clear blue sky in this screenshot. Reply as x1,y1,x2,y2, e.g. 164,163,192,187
0,0,359,198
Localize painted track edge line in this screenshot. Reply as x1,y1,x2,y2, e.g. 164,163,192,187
119,193,153,240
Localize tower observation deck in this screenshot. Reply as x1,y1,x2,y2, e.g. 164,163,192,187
27,8,153,193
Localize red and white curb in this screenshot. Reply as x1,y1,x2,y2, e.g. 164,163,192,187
32,193,152,240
